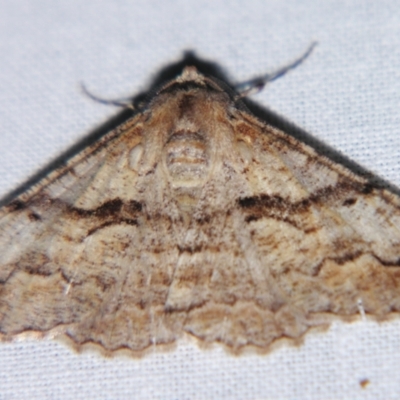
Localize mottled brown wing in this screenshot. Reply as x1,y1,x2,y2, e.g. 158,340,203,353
1,67,399,357
173,110,400,353
231,111,400,320
0,114,172,353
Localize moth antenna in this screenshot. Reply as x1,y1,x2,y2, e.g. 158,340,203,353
235,41,317,98
80,82,135,110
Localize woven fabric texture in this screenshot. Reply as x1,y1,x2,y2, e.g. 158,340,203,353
0,1,399,399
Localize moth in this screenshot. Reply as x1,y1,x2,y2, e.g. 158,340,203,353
0,48,399,357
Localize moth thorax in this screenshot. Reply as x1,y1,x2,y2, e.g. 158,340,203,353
163,130,209,187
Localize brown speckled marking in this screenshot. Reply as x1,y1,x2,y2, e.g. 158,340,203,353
0,66,400,357
359,378,370,389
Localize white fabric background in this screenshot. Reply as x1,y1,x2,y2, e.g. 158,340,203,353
1,1,400,399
